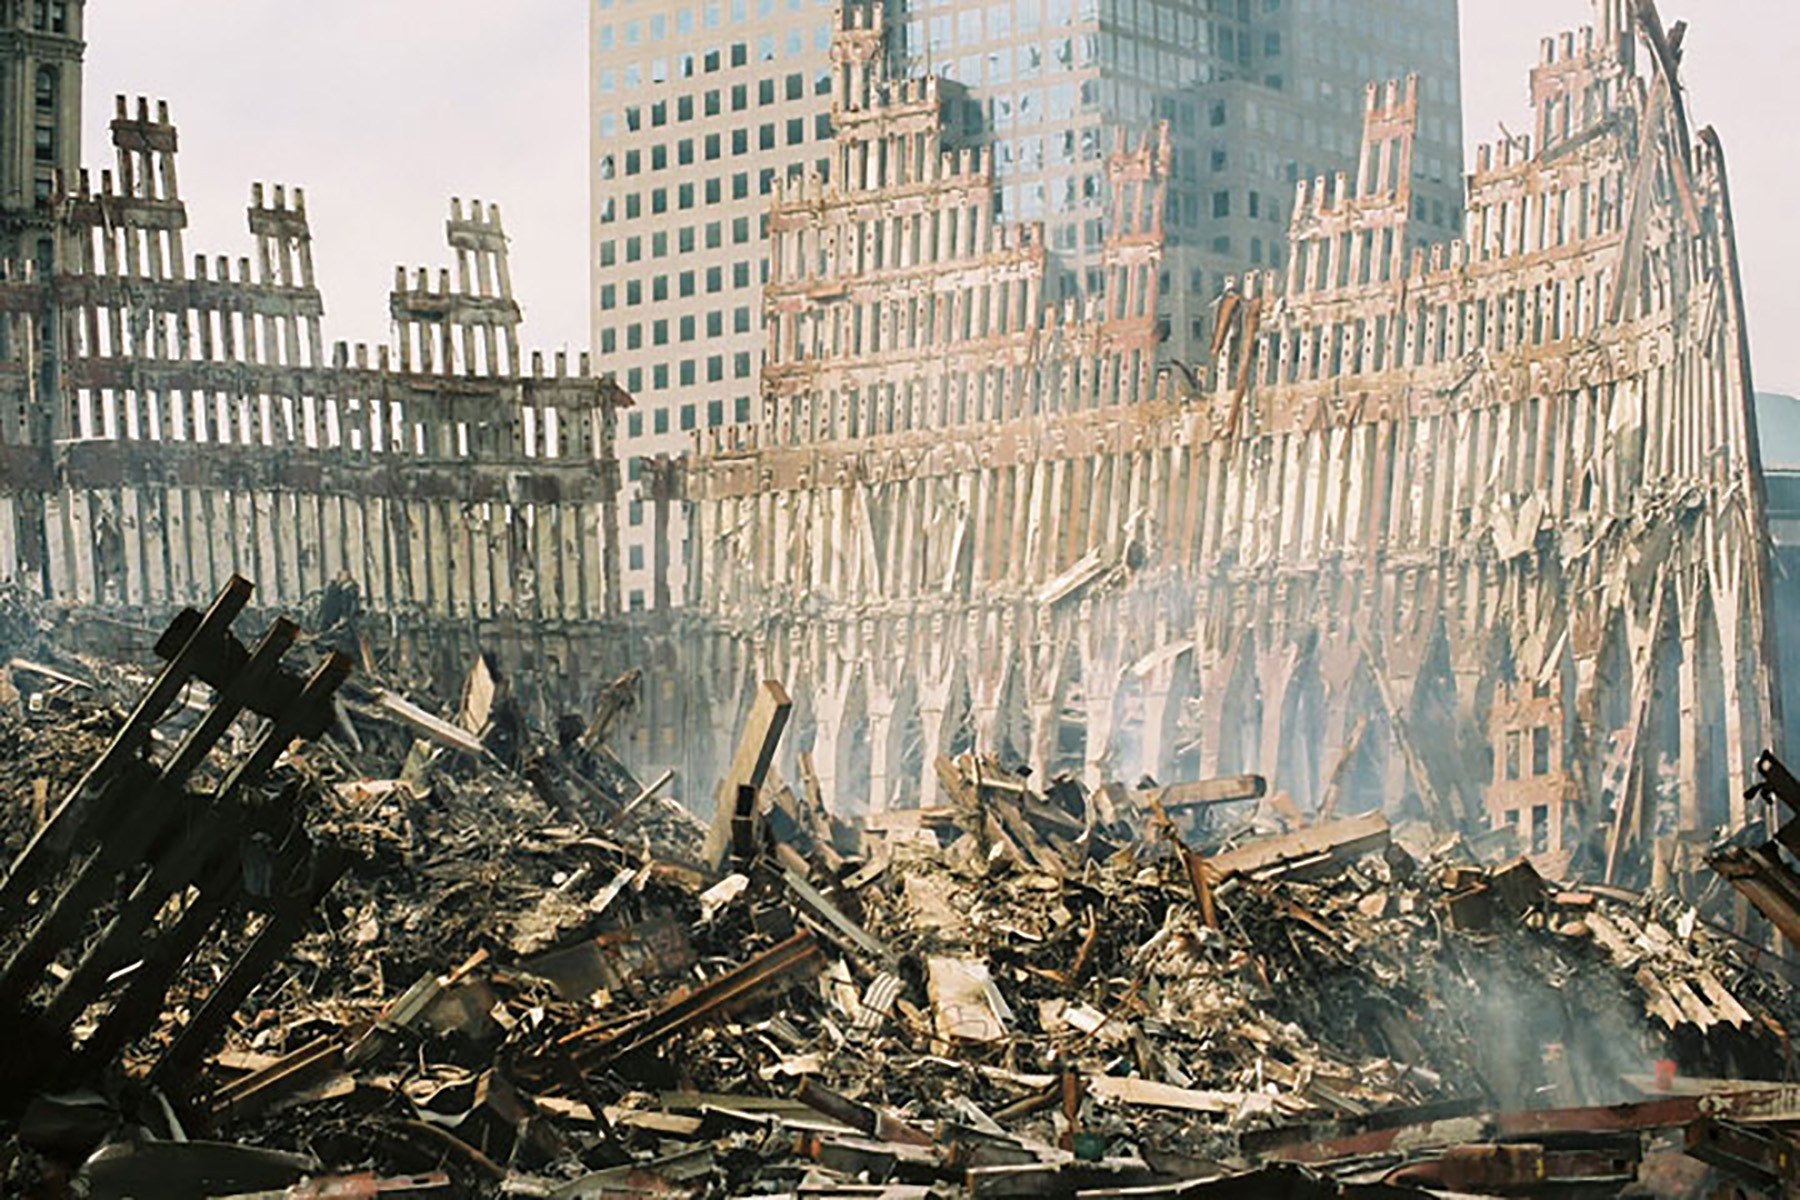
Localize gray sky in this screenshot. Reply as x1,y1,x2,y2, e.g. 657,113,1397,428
81,1,1800,394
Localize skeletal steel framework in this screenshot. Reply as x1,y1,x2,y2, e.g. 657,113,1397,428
681,0,1782,876
0,93,634,707
0,1,1782,880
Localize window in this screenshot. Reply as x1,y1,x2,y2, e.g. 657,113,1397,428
677,95,694,121
653,319,670,345
653,364,669,389
680,271,696,298
679,182,694,208
627,368,643,392
734,351,752,377
708,355,725,382
653,407,670,433
651,188,668,214
627,412,644,438
706,223,723,249
653,276,669,301
681,404,697,431
1530,804,1550,854
705,133,721,160
732,129,748,155
733,261,750,288
786,72,803,100
759,78,776,104
1504,731,1521,781
630,545,646,570
680,314,696,340
735,396,752,422
600,284,617,310
678,226,695,253
732,173,749,199
731,83,748,110
651,100,667,125
626,279,643,305
705,178,721,203
678,139,694,165
625,149,641,175
706,311,723,337
705,90,721,116
651,144,667,170
759,122,775,150
1212,190,1231,218
1532,727,1551,776
707,266,723,291
627,324,643,350
732,216,750,243
708,399,725,426
786,117,804,145
679,360,696,386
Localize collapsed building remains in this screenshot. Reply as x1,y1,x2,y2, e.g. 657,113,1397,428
680,0,1784,880
0,74,634,715
0,0,1785,887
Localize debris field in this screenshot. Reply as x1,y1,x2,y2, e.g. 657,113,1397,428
5,579,1800,1199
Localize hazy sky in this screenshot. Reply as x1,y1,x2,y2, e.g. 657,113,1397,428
80,1,1800,394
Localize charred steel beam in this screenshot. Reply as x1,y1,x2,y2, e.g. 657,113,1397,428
574,930,823,1069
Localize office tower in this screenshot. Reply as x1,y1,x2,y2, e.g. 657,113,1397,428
589,0,837,609
887,0,1463,356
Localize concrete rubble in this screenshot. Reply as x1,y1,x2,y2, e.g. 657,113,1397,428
6,584,1800,1198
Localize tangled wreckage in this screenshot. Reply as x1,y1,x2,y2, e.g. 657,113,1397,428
7,0,1800,1195
7,582,1800,1198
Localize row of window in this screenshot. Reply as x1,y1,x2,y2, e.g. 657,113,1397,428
594,0,830,36
613,354,758,405
624,395,755,447
598,215,761,268
898,0,1095,36
596,159,827,225
598,115,832,180
599,262,760,311
596,24,833,92
6,0,69,32
598,304,757,351
899,2,1267,63
596,70,830,141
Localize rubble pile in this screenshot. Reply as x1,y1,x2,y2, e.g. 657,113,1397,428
7,591,1800,1198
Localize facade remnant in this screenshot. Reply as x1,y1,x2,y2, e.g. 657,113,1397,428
0,13,633,712
682,0,1783,872
591,0,1467,608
